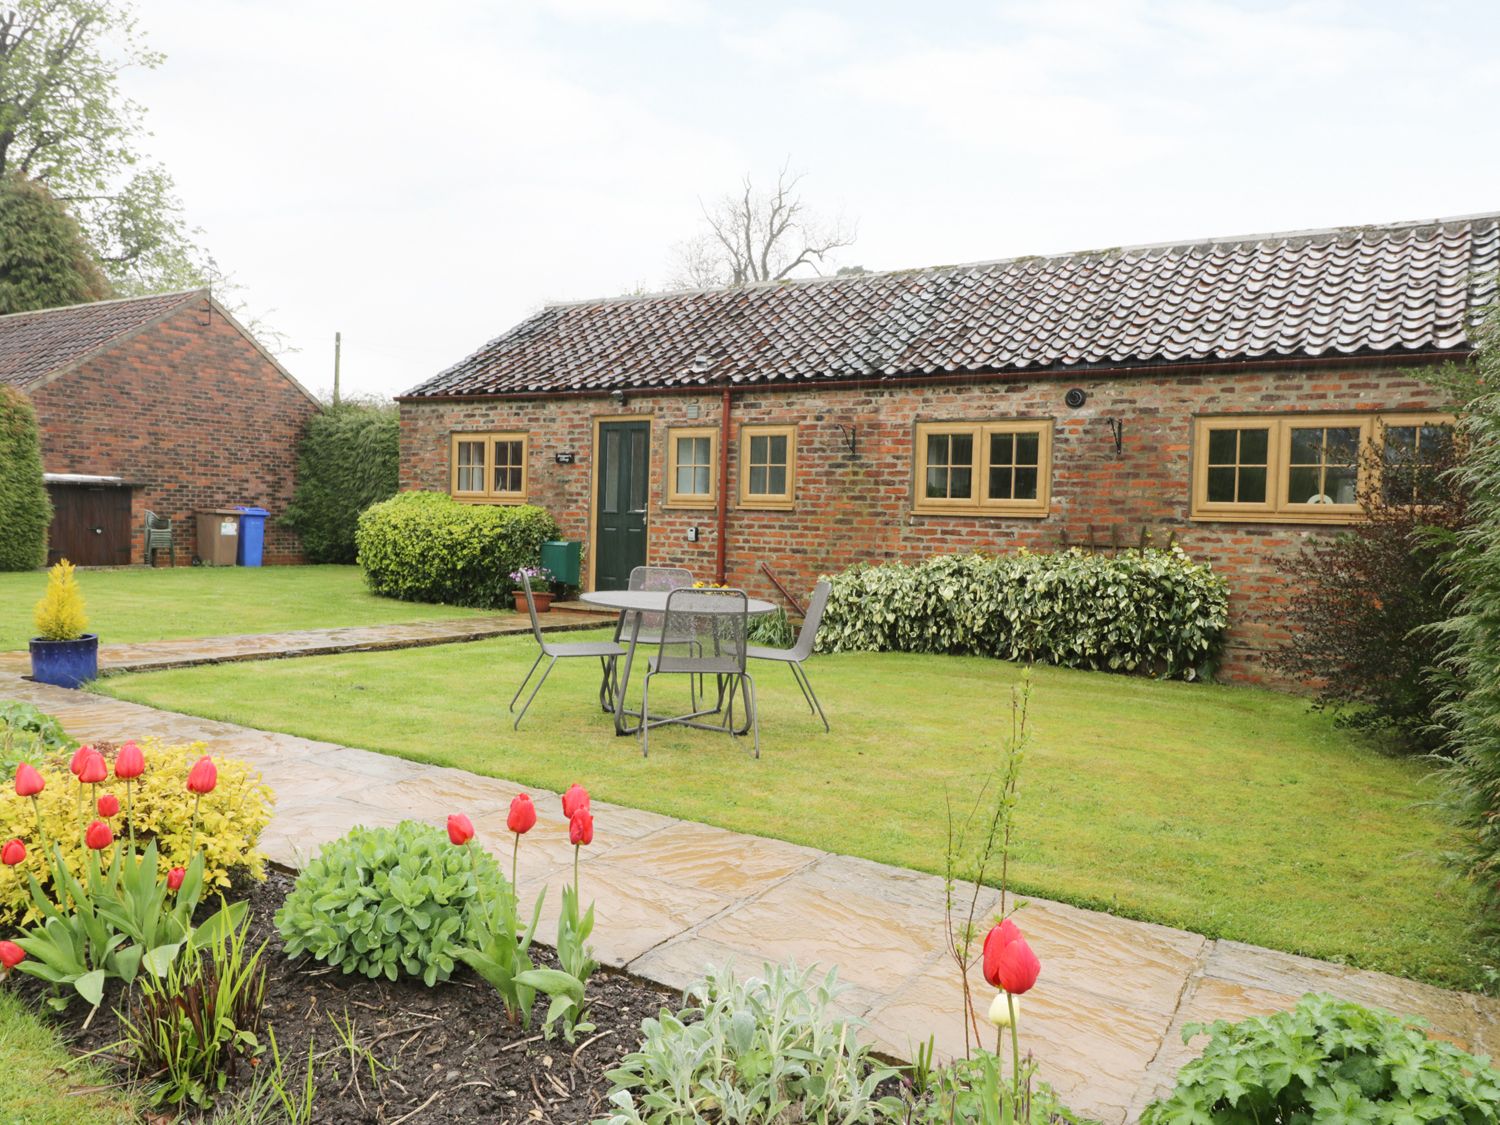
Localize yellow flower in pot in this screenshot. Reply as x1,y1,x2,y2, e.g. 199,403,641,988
29,560,98,688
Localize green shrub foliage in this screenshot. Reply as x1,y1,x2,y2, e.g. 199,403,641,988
355,491,558,607
0,175,111,315
815,548,1228,678
1140,993,1500,1125
0,385,51,571
274,820,506,987
281,400,399,563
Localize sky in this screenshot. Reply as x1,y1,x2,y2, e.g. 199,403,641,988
121,0,1500,399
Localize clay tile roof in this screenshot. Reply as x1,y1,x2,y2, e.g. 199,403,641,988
403,214,1500,399
0,289,203,391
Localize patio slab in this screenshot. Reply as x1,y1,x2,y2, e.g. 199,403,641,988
3,666,1498,1123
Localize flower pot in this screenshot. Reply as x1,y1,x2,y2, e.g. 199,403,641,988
29,634,99,688
514,591,554,614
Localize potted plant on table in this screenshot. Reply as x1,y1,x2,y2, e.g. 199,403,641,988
510,566,555,613
29,559,98,688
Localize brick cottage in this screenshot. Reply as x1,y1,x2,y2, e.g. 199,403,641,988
0,289,319,566
398,214,1500,681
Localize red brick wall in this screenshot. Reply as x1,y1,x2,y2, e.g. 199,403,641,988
399,363,1452,683
29,299,318,565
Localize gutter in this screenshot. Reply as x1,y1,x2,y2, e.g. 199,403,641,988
716,385,731,584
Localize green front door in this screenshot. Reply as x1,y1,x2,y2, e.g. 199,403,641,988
594,420,650,590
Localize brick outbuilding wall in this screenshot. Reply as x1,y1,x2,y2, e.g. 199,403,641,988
29,299,318,565
400,361,1452,683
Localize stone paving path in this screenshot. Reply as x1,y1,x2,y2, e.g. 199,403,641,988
2,654,1498,1122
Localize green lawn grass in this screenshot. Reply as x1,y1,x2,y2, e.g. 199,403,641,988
0,990,137,1124
0,565,494,650
96,632,1486,990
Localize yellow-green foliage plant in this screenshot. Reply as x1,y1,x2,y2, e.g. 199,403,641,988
1,739,272,927
32,559,88,641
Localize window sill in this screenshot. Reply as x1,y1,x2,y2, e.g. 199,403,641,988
737,499,796,511
663,499,717,511
909,505,1050,520
452,494,529,505
1189,509,1363,525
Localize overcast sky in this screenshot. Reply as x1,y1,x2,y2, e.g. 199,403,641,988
122,0,1500,400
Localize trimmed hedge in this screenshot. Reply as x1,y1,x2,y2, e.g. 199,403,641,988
282,399,399,563
0,385,50,571
815,547,1229,679
355,491,558,608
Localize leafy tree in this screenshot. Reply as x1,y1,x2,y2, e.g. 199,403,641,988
282,400,400,563
0,174,111,313
0,0,202,293
670,162,856,288
0,385,51,571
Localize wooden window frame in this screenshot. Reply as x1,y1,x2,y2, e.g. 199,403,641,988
665,426,718,509
912,419,1053,517
1190,412,1455,524
738,424,797,510
449,431,529,504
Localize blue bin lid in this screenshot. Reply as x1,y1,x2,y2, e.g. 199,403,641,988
235,506,270,516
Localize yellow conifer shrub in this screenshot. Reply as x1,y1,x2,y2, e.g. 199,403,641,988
32,559,88,641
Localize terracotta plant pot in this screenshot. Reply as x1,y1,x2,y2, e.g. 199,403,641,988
515,592,553,614
29,633,99,688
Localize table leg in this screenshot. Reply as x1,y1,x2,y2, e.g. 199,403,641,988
613,611,643,736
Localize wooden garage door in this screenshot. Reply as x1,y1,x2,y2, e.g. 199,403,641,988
47,484,132,567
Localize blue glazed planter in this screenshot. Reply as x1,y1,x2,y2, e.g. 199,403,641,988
29,634,99,689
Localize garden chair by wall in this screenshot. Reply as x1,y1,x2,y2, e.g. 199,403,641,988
620,565,696,644
510,572,626,730
747,580,831,732
145,510,174,567
641,587,758,759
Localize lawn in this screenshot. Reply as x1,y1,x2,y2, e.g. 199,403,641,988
96,631,1486,990
0,565,494,650
0,989,138,1124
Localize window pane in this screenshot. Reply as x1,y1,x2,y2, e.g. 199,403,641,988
990,432,1014,466
1289,427,1321,463
749,466,767,494
1239,427,1269,464
1014,466,1038,500
1325,427,1360,463
1207,429,1237,464
927,434,951,468
951,434,973,466
630,430,648,510
1384,425,1417,457
1238,467,1267,503
1206,467,1236,502
676,465,696,494
989,465,1014,499
750,434,769,464
767,466,786,495
693,466,710,495
767,435,787,464
950,467,972,499
1326,464,1358,504
1015,431,1039,465
604,432,620,513
925,467,947,498
1288,466,1322,504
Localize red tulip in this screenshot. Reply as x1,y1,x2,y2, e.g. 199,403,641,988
77,750,108,785
1,839,24,866
114,741,145,780
0,940,23,972
996,936,1041,996
186,756,217,794
982,918,1023,988
13,763,44,797
84,820,113,851
507,793,537,835
562,783,590,819
447,813,475,846
166,866,185,892
97,793,120,818
69,744,93,775
569,808,594,846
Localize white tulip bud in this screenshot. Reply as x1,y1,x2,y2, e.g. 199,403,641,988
987,991,1019,1029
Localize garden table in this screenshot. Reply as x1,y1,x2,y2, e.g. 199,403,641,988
580,588,775,735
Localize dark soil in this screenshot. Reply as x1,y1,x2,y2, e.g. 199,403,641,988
22,869,676,1123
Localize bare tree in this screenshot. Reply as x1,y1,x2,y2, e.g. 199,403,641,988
670,163,856,289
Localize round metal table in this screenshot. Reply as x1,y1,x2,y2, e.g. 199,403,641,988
580,589,775,735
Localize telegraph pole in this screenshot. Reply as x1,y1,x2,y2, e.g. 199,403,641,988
333,331,342,405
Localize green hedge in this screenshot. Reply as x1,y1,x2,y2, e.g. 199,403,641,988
355,491,558,608
282,400,399,563
0,385,50,571
815,547,1229,679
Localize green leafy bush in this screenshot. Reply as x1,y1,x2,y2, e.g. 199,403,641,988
282,399,399,563
1141,992,1500,1125
816,548,1229,679
912,1051,1083,1125
275,820,507,987
355,491,558,608
598,963,902,1125
0,700,76,776
0,384,50,572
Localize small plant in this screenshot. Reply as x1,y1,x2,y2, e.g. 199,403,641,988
747,605,794,647
0,700,75,778
1140,993,1500,1124
909,1051,1083,1125
33,558,88,640
217,1026,318,1125
275,819,506,986
117,904,268,1109
509,564,554,586
318,1010,389,1111
598,963,902,1125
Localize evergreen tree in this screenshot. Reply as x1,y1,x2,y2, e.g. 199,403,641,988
0,175,111,314
0,385,51,570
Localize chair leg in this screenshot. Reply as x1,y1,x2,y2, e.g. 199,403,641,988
640,671,652,757
510,652,545,712
598,656,617,713
794,662,830,733
512,657,557,730
786,661,815,714
742,673,760,759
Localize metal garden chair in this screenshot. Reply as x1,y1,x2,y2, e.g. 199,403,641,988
145,510,174,567
747,580,832,732
510,572,626,730
619,565,696,644
640,587,758,759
